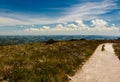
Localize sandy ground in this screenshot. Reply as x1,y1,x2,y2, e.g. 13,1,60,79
70,43,120,82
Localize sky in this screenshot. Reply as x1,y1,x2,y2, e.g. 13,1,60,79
0,0,120,36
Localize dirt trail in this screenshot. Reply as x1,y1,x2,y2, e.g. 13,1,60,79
70,43,120,82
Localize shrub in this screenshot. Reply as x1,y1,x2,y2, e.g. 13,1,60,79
118,38,120,40
80,38,86,40
46,39,56,44
0,40,107,82
69,39,79,41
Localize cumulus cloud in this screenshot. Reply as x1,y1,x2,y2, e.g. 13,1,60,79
25,28,40,32
42,26,50,29
67,24,78,29
24,19,120,35
90,19,119,32
91,19,107,27
75,20,86,27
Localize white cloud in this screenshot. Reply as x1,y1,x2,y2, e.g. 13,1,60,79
75,20,86,27
57,0,116,23
91,19,107,27
90,19,119,32
25,28,40,32
0,17,29,25
67,24,78,29
23,19,120,36
42,26,50,29
56,24,64,29
0,0,117,25
75,20,89,31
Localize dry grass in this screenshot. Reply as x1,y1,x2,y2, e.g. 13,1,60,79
113,40,120,59
0,40,109,82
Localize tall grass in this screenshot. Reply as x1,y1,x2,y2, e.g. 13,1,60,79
0,40,106,82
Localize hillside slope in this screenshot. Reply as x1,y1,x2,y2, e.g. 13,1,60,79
0,40,103,82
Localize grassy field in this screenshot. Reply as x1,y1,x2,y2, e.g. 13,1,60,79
113,40,120,59
0,40,113,82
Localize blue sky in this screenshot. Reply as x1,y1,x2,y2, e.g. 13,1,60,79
0,0,120,35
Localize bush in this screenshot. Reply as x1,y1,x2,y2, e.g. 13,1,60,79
118,38,120,40
46,39,56,44
69,39,79,41
80,38,86,40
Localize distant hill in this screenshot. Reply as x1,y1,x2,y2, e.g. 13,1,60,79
0,35,119,45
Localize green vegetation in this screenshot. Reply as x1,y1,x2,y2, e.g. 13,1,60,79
113,40,120,59
117,37,120,40
46,39,56,44
0,40,114,82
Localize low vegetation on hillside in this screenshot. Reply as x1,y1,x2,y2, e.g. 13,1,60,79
0,40,112,82
113,40,120,59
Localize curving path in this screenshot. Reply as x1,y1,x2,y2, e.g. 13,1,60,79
70,43,120,82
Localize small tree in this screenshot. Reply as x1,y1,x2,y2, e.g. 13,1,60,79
80,38,86,40
118,38,120,40
46,39,56,44
69,39,79,41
